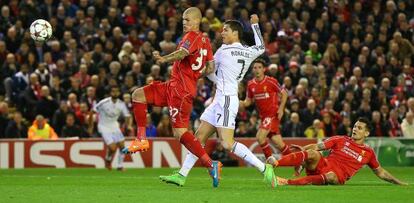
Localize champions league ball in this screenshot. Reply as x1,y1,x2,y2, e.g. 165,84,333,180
30,19,53,42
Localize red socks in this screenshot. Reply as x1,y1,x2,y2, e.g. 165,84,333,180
180,131,212,169
277,151,308,166
288,174,326,185
280,144,292,155
132,102,147,140
260,141,273,159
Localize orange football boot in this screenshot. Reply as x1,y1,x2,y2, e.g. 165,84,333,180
127,139,150,153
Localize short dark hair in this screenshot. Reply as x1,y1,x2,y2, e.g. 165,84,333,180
357,117,371,131
224,20,243,40
110,85,120,91
253,58,266,67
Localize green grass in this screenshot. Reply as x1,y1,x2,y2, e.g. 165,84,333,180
0,167,413,203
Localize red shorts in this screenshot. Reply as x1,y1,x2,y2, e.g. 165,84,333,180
259,116,280,136
143,81,193,128
305,154,346,184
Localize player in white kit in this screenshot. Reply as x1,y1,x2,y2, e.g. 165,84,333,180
160,14,277,187
90,86,132,170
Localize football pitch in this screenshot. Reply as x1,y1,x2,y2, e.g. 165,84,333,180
1,167,412,203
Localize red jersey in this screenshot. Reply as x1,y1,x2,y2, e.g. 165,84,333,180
324,136,380,181
169,31,213,97
246,76,283,118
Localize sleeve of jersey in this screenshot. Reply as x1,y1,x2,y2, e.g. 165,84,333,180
249,23,265,57
121,103,131,117
93,101,102,112
269,78,282,92
180,32,197,54
323,136,343,149
367,151,381,170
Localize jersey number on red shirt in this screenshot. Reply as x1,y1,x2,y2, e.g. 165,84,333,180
191,48,207,71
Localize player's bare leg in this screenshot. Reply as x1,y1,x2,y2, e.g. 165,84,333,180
218,127,276,188
270,134,291,155
256,128,274,159
277,171,339,186
267,133,304,176
125,87,150,153
160,121,216,186
269,149,336,185
116,141,126,171
268,149,319,168
105,143,117,170
173,127,222,187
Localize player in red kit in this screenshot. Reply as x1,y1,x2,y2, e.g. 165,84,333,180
122,7,222,187
269,117,407,186
240,59,292,160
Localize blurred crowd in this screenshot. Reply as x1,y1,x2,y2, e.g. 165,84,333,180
0,0,413,140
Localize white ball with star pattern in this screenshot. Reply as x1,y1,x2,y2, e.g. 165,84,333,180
30,19,52,42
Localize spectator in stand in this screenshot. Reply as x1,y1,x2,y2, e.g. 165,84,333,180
156,114,173,137
146,113,157,138
401,111,414,138
304,119,325,139
282,112,304,137
35,86,59,121
388,109,402,137
61,113,87,138
371,111,390,137
202,8,222,32
28,115,58,140
5,111,27,138
300,98,320,129
336,116,352,136
0,102,10,138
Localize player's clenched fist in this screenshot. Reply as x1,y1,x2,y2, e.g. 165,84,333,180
153,51,165,64
250,14,259,24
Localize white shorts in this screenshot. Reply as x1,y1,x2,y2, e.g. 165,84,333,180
98,126,125,145
200,94,239,129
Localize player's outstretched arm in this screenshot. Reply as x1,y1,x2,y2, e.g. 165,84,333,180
278,89,288,120
250,14,265,56
303,142,326,151
153,49,189,64
373,167,408,185
240,97,252,108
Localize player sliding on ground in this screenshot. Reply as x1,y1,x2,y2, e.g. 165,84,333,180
160,14,277,188
122,7,221,187
268,117,407,186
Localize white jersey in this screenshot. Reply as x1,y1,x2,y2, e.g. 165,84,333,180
93,97,130,133
201,23,265,129
209,23,265,96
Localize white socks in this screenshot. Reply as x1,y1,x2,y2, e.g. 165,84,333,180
231,142,265,173
179,152,199,177
178,142,266,176
117,150,125,168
